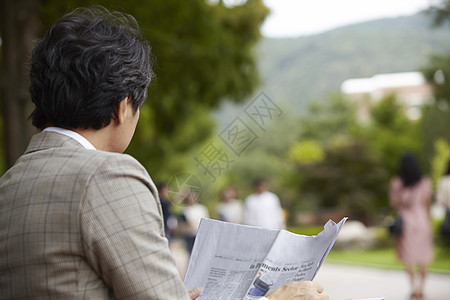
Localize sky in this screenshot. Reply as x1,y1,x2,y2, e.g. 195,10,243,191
261,0,436,37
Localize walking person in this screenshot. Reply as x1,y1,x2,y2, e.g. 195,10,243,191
158,183,176,241
180,189,209,254
389,153,433,299
244,179,285,229
217,186,244,224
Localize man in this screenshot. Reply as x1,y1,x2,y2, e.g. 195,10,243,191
0,6,195,299
0,6,327,300
244,179,285,229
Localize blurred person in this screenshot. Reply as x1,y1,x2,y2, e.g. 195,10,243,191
244,179,285,229
389,153,433,299
158,182,177,241
217,186,244,224
180,190,209,254
436,160,450,241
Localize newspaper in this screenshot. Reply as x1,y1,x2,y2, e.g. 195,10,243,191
346,298,384,300
184,217,347,300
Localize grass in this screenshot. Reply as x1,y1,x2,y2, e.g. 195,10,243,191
326,248,450,274
288,225,450,274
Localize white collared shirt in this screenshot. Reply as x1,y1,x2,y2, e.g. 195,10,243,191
43,127,96,150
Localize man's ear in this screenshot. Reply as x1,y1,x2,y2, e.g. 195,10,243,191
115,96,131,125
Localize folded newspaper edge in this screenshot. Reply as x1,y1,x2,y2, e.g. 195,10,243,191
345,298,385,300
184,217,347,300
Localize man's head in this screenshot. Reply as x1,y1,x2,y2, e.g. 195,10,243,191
29,6,154,131
221,186,237,202
252,179,266,194
158,183,169,198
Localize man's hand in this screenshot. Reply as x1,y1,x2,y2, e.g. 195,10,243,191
188,287,200,299
266,281,329,300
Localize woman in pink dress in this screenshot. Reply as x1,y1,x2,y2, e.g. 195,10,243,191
389,153,433,299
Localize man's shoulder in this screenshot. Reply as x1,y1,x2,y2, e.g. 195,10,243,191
94,151,149,177
13,135,147,183
245,193,262,206
70,150,149,181
245,193,257,202
86,149,140,164
262,191,280,202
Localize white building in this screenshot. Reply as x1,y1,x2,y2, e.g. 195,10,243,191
341,72,434,122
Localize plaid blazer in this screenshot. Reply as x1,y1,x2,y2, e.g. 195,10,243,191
0,131,190,299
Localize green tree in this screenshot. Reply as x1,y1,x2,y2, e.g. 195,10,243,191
366,95,422,175
422,55,450,103
205,108,302,216
424,0,450,106
125,0,270,180
0,0,269,179
298,94,358,144
420,99,450,170
430,138,450,186
421,0,450,174
297,140,388,225
427,0,450,27
288,140,324,165
286,94,422,224
0,0,39,169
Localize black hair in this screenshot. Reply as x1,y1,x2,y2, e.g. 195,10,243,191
399,153,422,187
252,178,265,188
29,6,155,130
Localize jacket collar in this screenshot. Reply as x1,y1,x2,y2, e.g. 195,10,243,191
25,131,84,155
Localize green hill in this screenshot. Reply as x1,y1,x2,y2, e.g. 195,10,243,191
258,12,450,111
214,12,450,124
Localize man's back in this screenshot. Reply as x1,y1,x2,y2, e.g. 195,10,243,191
0,132,188,299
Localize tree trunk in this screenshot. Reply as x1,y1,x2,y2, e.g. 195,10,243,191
0,0,39,169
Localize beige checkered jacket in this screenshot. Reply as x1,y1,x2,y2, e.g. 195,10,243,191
0,131,190,299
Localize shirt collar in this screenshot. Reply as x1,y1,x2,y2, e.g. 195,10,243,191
43,127,96,150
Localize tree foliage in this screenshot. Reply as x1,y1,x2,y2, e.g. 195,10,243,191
297,140,388,224
422,54,450,104
420,100,450,173
430,138,450,186
421,0,450,176
288,140,324,165
126,0,269,180
0,0,269,179
298,94,358,144
198,0,450,226
285,94,420,224
0,0,40,169
427,0,450,27
366,95,422,175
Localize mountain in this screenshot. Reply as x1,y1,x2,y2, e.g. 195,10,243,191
214,12,450,125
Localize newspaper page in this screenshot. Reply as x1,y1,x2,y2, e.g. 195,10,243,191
346,298,385,300
184,217,347,300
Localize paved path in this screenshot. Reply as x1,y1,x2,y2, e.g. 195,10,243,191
170,239,450,300
314,263,450,300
